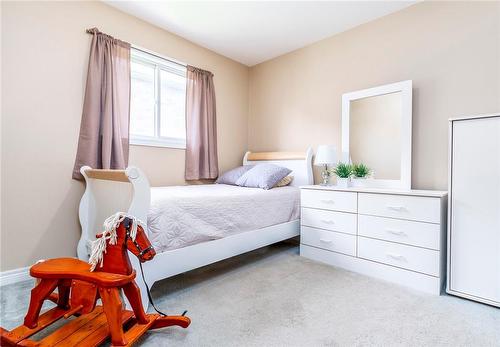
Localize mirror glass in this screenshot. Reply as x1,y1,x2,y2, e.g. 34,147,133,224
349,92,402,180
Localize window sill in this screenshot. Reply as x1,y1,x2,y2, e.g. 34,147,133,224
130,136,186,150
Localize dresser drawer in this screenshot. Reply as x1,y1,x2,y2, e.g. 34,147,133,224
358,215,440,250
301,208,357,234
301,226,356,256
301,189,357,213
358,193,441,223
358,237,440,276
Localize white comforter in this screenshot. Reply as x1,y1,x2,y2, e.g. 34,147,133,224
148,184,300,253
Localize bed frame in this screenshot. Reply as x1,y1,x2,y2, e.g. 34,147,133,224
77,148,313,310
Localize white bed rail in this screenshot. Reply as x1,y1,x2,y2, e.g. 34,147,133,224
77,166,150,260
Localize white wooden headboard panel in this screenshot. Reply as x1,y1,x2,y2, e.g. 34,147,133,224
243,147,314,187
78,166,150,260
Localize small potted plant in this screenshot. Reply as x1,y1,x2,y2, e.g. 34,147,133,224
331,162,353,188
351,163,371,187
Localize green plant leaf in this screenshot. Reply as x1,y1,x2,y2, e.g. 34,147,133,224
332,162,353,178
352,163,371,178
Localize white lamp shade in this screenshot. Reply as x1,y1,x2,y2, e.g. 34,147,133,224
314,145,337,166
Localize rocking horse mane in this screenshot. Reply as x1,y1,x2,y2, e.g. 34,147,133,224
89,212,146,272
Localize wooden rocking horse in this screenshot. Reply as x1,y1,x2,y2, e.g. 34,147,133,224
0,213,190,346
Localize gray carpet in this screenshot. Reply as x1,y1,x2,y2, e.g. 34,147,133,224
1,243,499,346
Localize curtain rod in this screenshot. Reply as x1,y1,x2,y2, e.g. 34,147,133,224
132,45,187,68
86,28,188,68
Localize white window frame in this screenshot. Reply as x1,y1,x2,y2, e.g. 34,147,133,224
130,47,187,149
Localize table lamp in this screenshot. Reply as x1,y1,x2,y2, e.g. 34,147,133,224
314,145,337,185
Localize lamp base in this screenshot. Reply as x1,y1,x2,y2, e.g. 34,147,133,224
320,165,331,186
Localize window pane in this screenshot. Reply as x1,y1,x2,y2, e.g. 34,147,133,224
130,61,156,137
160,69,186,139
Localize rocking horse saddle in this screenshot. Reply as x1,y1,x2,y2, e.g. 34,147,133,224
30,258,136,287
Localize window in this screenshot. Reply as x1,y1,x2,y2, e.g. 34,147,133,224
130,48,187,148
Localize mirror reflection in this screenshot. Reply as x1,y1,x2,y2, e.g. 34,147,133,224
349,92,402,180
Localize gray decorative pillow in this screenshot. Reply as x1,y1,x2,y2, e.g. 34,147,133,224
236,164,292,190
216,165,254,185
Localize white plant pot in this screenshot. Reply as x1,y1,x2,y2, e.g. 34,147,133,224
336,177,351,188
351,177,367,187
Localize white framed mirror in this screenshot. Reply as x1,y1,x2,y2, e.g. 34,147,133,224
341,80,412,189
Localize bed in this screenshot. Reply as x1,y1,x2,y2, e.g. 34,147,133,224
77,148,313,310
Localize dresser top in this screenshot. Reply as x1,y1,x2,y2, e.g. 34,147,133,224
300,185,448,198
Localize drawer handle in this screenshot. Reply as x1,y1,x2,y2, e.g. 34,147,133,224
386,253,407,261
320,199,335,204
385,228,407,236
319,238,333,244
320,219,335,225
386,205,406,211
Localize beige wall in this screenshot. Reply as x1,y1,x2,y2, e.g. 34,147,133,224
249,1,500,189
1,1,248,271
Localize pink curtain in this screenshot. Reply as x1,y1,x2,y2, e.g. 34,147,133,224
72,28,131,180
185,66,219,180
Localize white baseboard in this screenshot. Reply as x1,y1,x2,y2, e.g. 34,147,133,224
0,266,31,286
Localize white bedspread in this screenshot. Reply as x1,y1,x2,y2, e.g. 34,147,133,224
148,184,300,253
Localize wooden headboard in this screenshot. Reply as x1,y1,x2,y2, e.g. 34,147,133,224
243,147,313,187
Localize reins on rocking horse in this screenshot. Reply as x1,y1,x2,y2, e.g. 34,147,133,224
128,220,188,318
90,212,187,318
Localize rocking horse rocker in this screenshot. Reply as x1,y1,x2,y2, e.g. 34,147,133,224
0,213,191,346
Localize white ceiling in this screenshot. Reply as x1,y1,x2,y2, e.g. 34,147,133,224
106,1,417,66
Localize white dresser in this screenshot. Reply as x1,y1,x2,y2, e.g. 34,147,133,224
300,185,448,294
